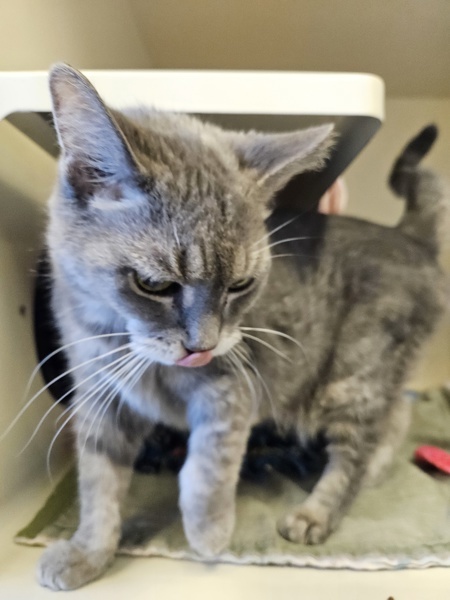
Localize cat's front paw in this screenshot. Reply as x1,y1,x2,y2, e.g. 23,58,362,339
36,539,114,590
182,509,235,558
277,505,333,545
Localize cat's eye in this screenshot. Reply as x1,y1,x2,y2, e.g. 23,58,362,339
130,271,179,296
228,277,255,293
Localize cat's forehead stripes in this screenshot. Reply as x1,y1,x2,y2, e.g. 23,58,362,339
129,224,262,286
232,246,250,279
185,243,208,279
174,237,241,282
177,230,264,281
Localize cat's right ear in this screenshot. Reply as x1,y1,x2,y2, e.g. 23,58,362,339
227,124,335,202
49,63,141,203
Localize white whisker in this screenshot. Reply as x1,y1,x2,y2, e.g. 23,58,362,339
53,351,134,430
241,332,292,363
224,353,241,389
264,236,317,252
18,351,131,455
46,352,135,481
234,345,278,422
228,350,258,412
230,349,256,399
51,357,127,441
240,326,307,356
78,354,141,459
93,355,146,453
115,357,150,429
2,342,131,442
22,332,129,404
251,215,300,248
270,253,316,260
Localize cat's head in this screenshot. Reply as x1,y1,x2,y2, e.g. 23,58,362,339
48,64,334,368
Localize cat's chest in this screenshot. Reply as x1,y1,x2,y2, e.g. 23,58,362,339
122,367,189,430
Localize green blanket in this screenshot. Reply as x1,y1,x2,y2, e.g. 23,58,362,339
15,388,450,570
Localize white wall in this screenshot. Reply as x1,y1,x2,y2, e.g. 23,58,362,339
0,0,151,71
0,123,67,501
345,98,450,226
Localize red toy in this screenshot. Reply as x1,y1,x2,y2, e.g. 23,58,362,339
414,445,450,474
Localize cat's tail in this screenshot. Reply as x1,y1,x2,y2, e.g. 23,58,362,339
389,124,446,249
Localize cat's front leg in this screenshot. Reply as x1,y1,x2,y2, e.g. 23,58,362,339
179,383,253,557
37,415,141,590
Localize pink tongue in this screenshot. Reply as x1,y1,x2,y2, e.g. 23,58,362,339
176,350,213,368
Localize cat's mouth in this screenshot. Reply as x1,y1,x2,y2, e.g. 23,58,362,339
175,350,214,368
130,328,241,368
130,336,217,368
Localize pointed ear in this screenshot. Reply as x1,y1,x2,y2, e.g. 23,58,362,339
229,124,335,196
49,63,141,202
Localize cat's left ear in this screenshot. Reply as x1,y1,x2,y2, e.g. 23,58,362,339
228,124,335,198
49,63,142,204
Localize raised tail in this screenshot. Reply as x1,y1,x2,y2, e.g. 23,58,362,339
389,124,444,249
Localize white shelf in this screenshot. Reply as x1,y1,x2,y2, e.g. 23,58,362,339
0,70,384,120
0,69,385,212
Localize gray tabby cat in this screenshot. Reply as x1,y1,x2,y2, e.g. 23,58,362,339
37,64,445,590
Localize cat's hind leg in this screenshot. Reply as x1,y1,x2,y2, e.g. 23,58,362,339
278,301,417,545
363,393,410,487
278,375,385,545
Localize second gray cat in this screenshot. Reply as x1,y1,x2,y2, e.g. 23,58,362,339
37,64,446,590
